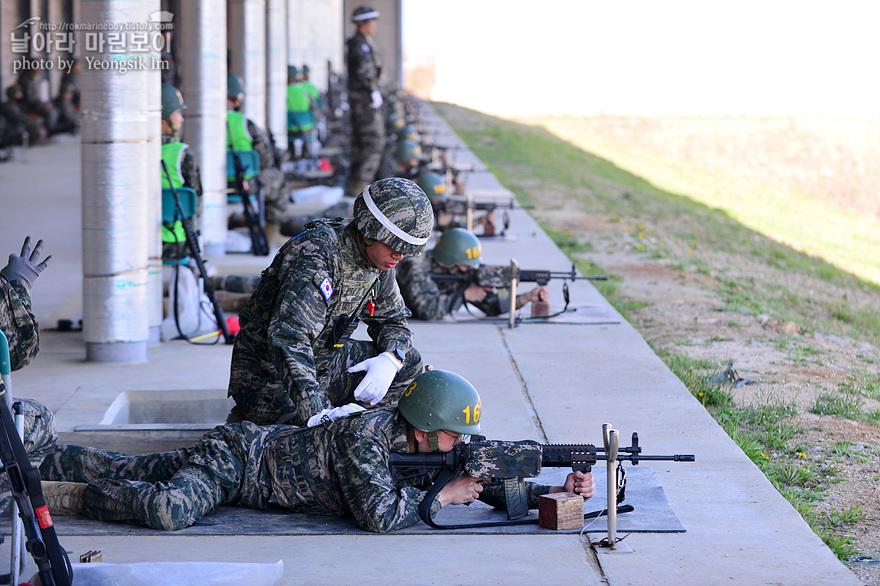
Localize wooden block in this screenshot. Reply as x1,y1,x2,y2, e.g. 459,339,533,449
538,492,583,530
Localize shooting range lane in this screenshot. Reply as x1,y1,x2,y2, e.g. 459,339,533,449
0,101,861,586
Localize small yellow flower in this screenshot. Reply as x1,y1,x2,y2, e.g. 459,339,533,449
564,230,571,237
688,248,693,254
638,232,646,239
622,226,629,232
638,223,644,230
798,452,806,458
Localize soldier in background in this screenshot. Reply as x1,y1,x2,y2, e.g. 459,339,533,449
346,5,385,196
0,85,48,145
0,237,57,516
396,228,548,320
160,84,202,259
39,370,595,532
226,178,432,427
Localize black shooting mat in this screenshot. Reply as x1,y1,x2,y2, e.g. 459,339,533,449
1,467,684,536
445,304,621,326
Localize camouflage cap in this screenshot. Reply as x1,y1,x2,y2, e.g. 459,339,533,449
354,178,434,256
432,228,482,268
352,5,380,22
399,369,482,435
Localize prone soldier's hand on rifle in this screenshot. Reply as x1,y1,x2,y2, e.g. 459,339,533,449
553,470,596,500
464,285,492,303
437,475,485,507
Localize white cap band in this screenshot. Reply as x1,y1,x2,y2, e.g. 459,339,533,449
353,10,379,21
361,186,429,246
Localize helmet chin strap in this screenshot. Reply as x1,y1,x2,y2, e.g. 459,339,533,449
427,431,442,453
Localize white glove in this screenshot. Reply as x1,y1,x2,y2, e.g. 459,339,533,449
370,90,383,109
307,403,366,427
348,351,402,405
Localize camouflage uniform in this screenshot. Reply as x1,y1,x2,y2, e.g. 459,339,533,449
228,221,421,426
39,408,552,532
346,30,386,189
395,254,511,320
0,275,57,516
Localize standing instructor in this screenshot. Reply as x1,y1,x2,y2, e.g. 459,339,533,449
346,5,386,196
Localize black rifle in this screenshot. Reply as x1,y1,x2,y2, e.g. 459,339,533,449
161,160,234,345
391,433,693,529
433,195,533,216
431,263,608,288
0,337,72,584
430,263,607,319
227,122,270,257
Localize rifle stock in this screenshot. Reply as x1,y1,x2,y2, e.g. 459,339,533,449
161,160,234,345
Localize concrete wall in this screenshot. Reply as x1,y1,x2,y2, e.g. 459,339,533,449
342,0,400,87
287,0,344,94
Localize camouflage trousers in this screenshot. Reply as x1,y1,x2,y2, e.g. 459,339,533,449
229,336,423,426
0,398,58,517
39,422,283,531
349,100,386,184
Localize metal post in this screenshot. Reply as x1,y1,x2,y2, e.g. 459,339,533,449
508,258,518,330
607,428,619,550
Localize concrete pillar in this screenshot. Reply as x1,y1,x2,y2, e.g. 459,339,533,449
80,0,151,362
265,0,287,152
180,0,228,257
145,0,163,343
0,2,19,94
228,0,266,129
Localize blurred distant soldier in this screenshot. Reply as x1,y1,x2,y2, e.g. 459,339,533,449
54,59,81,134
0,85,48,145
286,65,318,159
346,5,385,196
16,66,59,135
160,84,202,259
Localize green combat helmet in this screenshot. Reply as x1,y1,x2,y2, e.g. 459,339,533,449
399,369,482,451
161,83,186,120
227,73,245,102
353,177,434,256
387,110,406,133
395,139,423,164
432,228,482,268
416,172,447,203
400,124,420,142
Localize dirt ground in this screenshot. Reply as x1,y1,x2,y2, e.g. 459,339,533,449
564,213,880,583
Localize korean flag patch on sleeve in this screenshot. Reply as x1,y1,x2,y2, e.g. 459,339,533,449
319,277,333,301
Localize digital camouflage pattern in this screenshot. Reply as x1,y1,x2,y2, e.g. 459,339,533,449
0,274,39,371
395,254,511,320
0,394,57,516
228,222,420,426
347,30,385,184
353,178,434,257
0,277,58,516
40,408,553,532
462,440,543,478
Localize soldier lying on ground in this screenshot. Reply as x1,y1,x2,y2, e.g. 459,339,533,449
40,370,595,532
226,178,433,427
395,228,548,320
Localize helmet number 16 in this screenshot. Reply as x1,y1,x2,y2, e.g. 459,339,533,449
462,403,481,424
